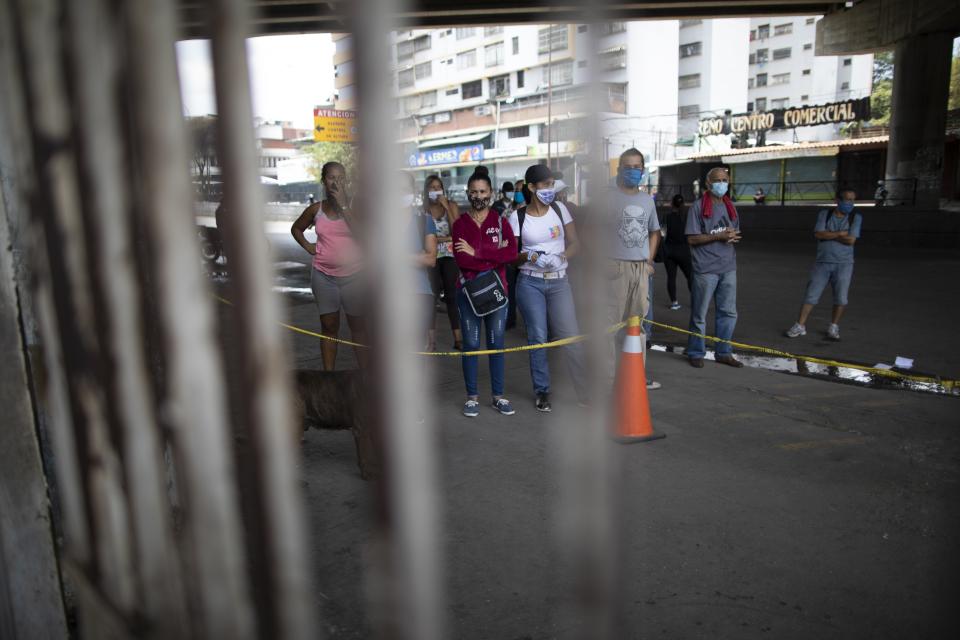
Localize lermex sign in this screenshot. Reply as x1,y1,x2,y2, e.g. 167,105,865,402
698,97,871,136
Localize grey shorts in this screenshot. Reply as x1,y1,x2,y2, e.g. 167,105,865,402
310,268,365,316
803,262,854,306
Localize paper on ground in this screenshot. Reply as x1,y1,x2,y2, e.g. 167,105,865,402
894,356,914,369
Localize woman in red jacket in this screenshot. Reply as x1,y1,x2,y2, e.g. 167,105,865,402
452,166,518,417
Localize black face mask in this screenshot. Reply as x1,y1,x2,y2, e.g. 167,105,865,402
469,196,489,211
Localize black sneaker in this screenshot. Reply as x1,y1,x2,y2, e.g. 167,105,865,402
535,393,552,412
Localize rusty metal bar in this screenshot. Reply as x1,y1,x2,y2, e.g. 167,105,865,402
0,0,92,581
0,136,68,640
123,0,256,637
206,0,318,637
353,1,446,638
62,0,192,633
10,0,139,616
550,10,623,639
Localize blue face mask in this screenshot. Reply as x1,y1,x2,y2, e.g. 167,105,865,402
710,181,729,197
536,189,556,205
619,167,644,188
837,201,854,214
514,191,525,204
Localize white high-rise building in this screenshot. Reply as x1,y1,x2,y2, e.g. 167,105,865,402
332,16,876,189
389,24,595,190
597,21,679,167
746,16,873,144
675,18,752,149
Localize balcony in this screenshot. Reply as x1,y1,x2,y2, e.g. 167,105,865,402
397,86,603,140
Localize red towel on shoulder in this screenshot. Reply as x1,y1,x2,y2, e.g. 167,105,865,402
701,192,738,221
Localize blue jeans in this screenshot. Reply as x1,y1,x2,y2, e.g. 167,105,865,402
516,274,588,401
686,270,738,359
457,289,508,397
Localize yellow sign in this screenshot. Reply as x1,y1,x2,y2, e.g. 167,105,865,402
313,108,357,143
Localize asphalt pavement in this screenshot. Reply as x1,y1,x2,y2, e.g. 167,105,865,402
208,224,960,639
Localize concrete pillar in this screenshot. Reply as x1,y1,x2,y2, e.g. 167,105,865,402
885,31,954,208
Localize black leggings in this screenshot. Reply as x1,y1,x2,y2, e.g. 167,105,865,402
430,257,461,331
664,246,693,302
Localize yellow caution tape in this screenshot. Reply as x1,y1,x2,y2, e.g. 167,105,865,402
213,293,957,389
213,293,623,355
413,324,626,357
640,318,959,390
214,294,371,348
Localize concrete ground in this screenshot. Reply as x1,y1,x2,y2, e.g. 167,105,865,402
214,231,960,638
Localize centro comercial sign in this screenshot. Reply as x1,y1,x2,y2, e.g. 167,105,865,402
698,97,871,136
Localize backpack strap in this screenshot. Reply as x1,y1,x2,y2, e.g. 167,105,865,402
515,205,526,253
416,210,427,250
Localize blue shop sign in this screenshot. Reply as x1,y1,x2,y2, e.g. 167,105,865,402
408,144,484,168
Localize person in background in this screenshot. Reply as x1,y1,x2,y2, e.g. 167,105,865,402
508,163,588,412
553,172,582,218
685,166,742,369
404,173,438,347
505,180,525,329
663,193,693,310
753,187,766,206
423,174,462,351
491,181,515,216
513,179,527,208
452,166,518,417
785,189,861,342
874,180,888,207
605,148,662,390
291,161,366,370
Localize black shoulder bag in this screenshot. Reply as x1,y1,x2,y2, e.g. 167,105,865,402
460,216,509,317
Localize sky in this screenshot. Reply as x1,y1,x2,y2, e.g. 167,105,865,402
176,34,336,129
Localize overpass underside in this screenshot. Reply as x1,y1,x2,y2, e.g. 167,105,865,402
180,0,843,37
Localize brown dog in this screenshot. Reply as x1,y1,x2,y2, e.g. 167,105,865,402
292,369,379,480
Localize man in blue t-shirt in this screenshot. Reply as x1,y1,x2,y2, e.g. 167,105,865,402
785,189,862,342
685,166,743,368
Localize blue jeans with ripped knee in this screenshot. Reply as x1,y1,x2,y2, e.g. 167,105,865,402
457,289,508,397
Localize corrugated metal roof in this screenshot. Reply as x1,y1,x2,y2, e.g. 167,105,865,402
683,136,889,161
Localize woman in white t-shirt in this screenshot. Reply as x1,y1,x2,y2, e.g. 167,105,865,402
508,164,589,411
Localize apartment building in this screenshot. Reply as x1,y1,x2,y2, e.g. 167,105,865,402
597,20,679,167
746,16,873,144
389,24,599,189
675,18,752,148
331,17,875,183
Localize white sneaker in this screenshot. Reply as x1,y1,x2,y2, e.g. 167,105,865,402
826,324,840,341
646,379,662,390
669,301,681,310
785,322,806,338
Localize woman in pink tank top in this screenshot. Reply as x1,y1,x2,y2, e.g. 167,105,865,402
291,161,366,369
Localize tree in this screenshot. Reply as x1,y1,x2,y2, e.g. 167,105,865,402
305,141,358,188
868,51,894,127
869,79,892,127
873,50,894,85
189,116,218,199
949,53,960,111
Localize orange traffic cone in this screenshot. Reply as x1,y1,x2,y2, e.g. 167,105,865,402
613,316,665,444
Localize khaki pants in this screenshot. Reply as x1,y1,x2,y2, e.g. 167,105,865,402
606,259,652,380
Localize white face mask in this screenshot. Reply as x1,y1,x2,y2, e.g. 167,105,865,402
428,190,444,201
536,189,556,205
401,193,415,207
504,191,515,200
